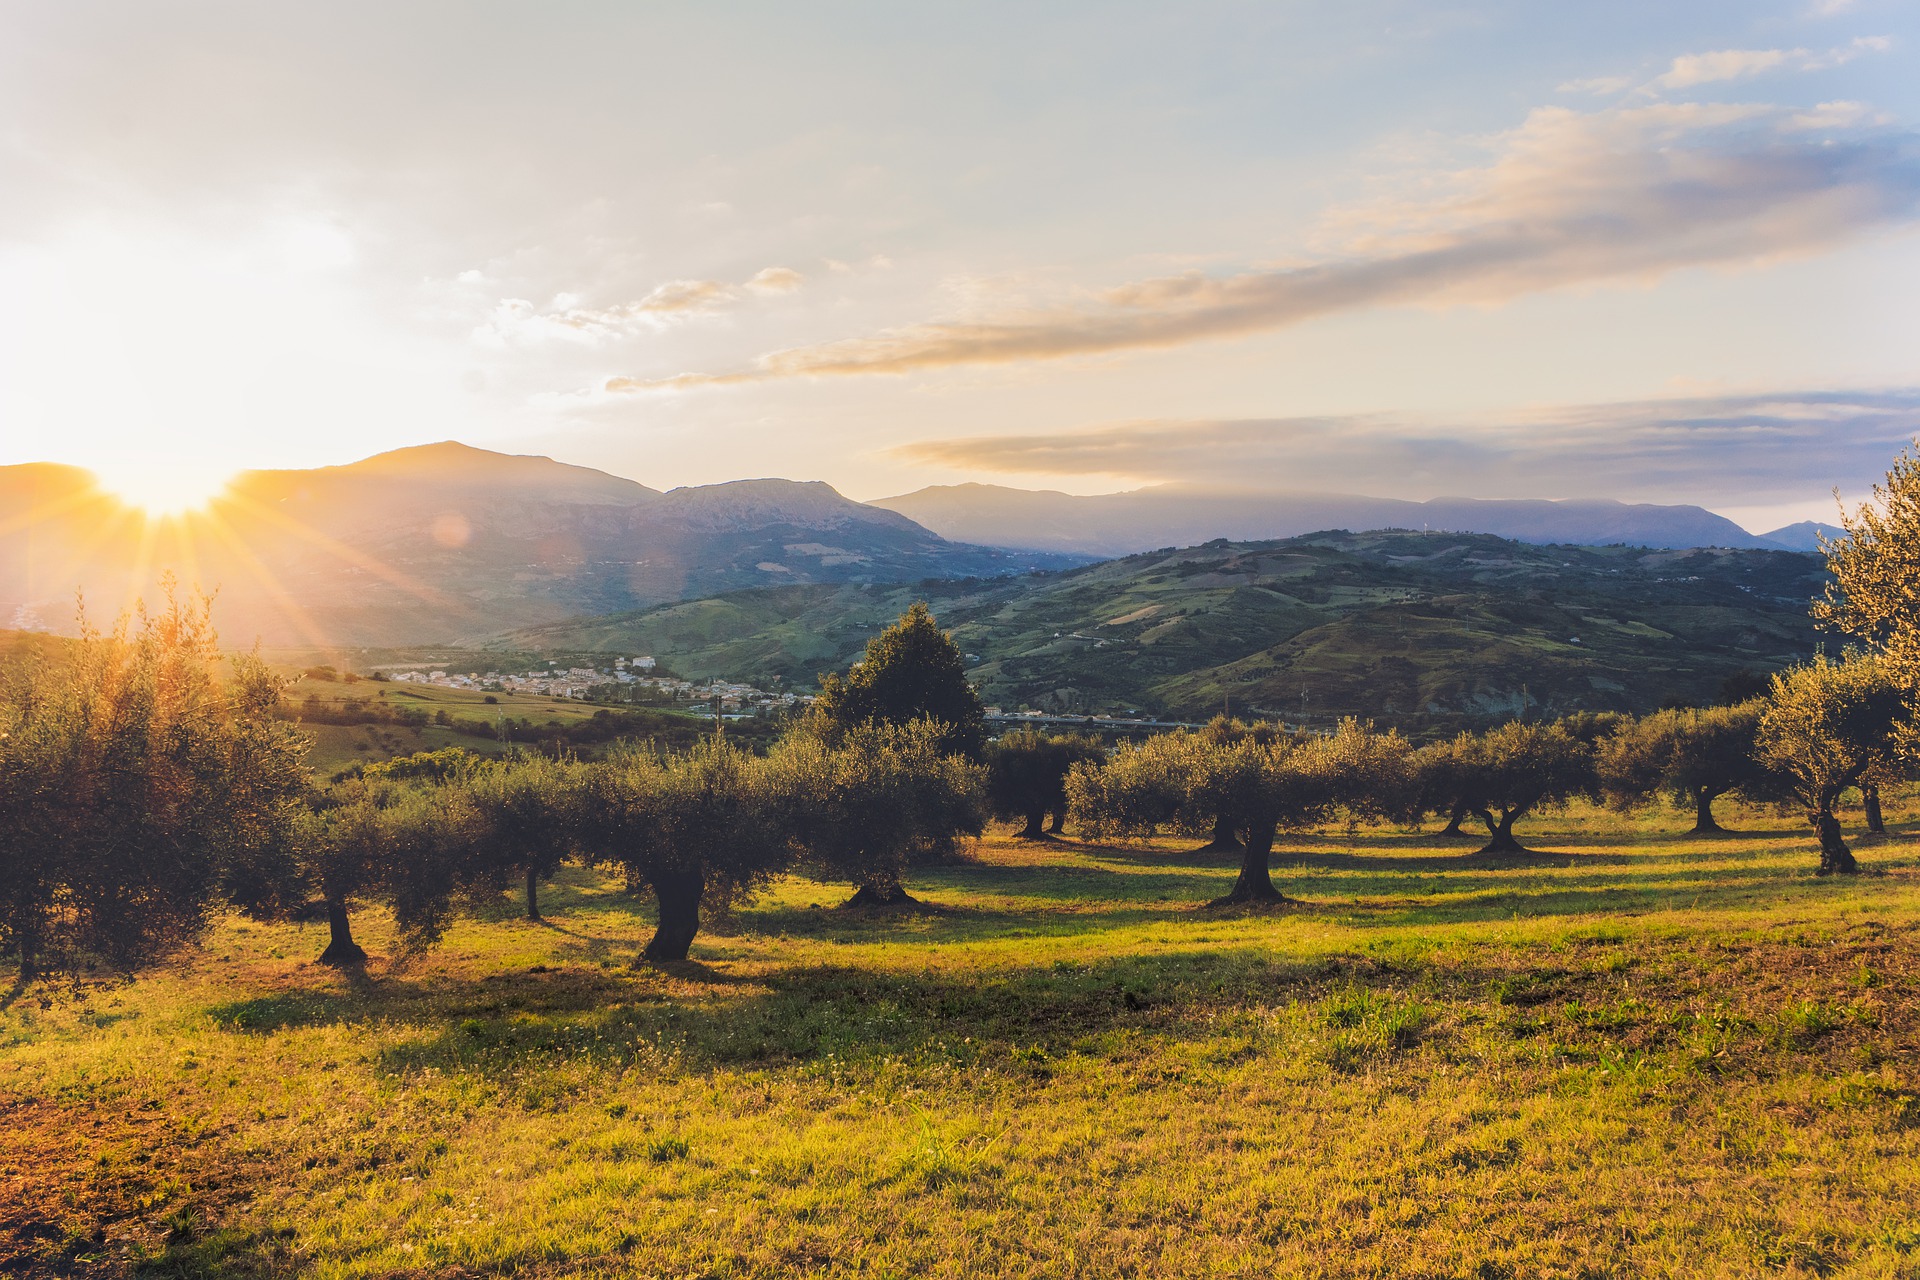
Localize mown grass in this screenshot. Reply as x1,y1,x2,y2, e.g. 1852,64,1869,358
5,798,1919,1278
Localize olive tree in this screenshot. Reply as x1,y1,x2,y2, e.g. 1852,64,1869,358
1756,652,1907,874
464,752,581,920
1216,719,1410,905
298,777,492,966
1068,726,1249,849
1443,720,1593,854
0,594,310,981
1408,736,1479,839
1597,701,1767,834
579,737,787,960
1816,445,1920,689
774,720,984,906
985,729,1106,838
1070,719,1408,905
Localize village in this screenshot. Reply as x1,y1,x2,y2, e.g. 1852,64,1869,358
383,656,812,717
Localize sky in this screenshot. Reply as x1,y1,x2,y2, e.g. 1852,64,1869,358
2,1,1918,531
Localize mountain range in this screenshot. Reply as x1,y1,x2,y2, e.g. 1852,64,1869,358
0,441,1835,648
872,483,1831,559
0,443,1068,645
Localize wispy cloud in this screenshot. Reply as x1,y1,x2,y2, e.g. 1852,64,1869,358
745,266,805,294
890,390,1920,505
480,267,804,344
1651,36,1890,90
604,101,1920,392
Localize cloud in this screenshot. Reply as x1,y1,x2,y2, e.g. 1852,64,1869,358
1654,48,1797,90
480,267,804,344
890,389,1920,505
745,266,805,294
606,102,1920,392
1650,37,1890,90
1558,75,1636,96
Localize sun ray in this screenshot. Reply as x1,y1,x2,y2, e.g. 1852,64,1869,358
22,502,147,628
214,488,458,610
0,482,113,539
191,508,339,653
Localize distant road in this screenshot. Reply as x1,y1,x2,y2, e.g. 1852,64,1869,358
986,712,1205,732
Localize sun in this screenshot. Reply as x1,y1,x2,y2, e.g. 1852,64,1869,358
90,460,237,518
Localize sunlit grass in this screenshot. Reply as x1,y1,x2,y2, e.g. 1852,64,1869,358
4,797,1919,1277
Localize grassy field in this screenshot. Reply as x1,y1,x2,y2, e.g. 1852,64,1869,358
5,801,1919,1279
280,676,720,777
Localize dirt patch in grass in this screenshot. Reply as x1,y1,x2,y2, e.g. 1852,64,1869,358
0,1094,286,1278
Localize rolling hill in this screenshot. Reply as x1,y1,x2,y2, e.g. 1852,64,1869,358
494,529,1831,731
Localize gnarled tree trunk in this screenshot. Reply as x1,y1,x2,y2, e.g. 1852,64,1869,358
1476,808,1528,855
644,868,705,960
1016,807,1048,839
1439,805,1473,839
525,866,542,920
318,898,367,967
1195,814,1245,854
1047,807,1066,835
1210,820,1289,905
1690,788,1724,835
1815,809,1859,875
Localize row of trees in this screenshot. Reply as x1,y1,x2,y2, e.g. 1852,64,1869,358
1064,646,1907,904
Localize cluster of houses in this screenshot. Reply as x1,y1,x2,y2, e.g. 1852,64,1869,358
383,656,810,717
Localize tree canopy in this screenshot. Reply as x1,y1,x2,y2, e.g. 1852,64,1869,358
578,738,787,960
774,719,984,906
0,595,310,979
1596,701,1769,834
1815,445,1920,689
1756,651,1908,874
985,729,1107,838
807,602,986,758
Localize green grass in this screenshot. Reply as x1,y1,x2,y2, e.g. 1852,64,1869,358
5,799,1920,1278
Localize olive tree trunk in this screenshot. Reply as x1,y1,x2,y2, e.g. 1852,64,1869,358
845,872,919,908
1815,809,1859,875
1016,807,1048,839
1864,786,1887,836
1475,808,1529,855
1210,820,1289,905
525,866,542,921
1439,805,1473,839
643,868,705,960
1047,808,1066,835
1690,788,1725,836
318,898,367,967
14,928,37,985
1195,814,1245,854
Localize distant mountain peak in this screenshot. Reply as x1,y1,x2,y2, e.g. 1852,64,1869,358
872,485,1772,556
317,441,661,501
1759,520,1844,553
661,477,923,532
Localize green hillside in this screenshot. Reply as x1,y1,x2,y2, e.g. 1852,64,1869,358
491,531,1830,731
